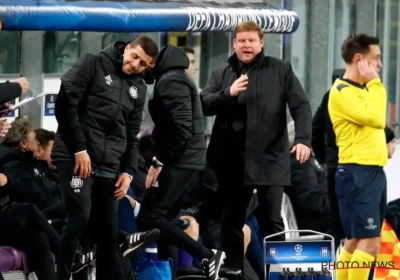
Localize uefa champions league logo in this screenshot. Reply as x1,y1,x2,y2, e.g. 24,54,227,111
294,244,302,253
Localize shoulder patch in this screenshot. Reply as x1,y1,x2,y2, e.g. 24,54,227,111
336,84,349,92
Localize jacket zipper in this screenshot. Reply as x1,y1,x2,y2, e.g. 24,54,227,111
98,78,124,168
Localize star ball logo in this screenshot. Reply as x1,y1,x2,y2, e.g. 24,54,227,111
294,244,302,253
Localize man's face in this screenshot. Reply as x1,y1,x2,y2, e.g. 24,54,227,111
233,31,264,63
122,44,153,75
185,52,199,78
358,45,382,73
37,140,56,169
20,131,39,156
387,139,396,158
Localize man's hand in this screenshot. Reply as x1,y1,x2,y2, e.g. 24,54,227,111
229,74,248,97
13,77,30,94
146,166,162,189
114,173,132,200
0,119,11,137
290,143,310,163
357,60,379,83
74,152,91,178
0,173,8,187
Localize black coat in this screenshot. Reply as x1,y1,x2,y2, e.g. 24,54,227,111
149,44,206,170
311,69,345,167
51,41,147,176
285,154,330,233
311,91,338,168
0,146,60,210
201,53,312,186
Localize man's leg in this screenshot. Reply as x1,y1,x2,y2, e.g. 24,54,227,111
218,181,254,274
348,166,386,280
326,166,345,250
57,161,93,280
137,168,219,262
256,186,285,241
91,175,125,280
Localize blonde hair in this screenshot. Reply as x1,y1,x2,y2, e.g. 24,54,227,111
235,21,263,40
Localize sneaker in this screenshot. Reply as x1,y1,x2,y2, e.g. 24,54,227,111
202,249,225,280
121,228,160,258
72,248,96,274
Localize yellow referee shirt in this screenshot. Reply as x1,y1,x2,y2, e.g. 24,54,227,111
328,77,387,167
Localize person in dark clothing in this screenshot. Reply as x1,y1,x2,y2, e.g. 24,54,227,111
0,202,60,280
0,119,59,210
51,36,161,280
130,133,153,203
137,44,224,280
384,126,396,158
200,21,312,277
311,68,349,250
286,121,330,234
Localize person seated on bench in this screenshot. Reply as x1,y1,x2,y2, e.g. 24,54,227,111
0,180,59,280
286,121,330,234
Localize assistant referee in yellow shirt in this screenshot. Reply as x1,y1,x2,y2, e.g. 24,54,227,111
328,33,387,280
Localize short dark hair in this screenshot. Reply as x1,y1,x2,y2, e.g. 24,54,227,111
130,36,159,61
180,46,195,55
34,128,55,148
341,33,380,63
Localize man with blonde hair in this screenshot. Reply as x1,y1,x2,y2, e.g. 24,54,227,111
200,20,312,278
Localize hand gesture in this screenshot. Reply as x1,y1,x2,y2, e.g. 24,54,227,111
357,60,379,83
74,152,91,179
145,166,162,189
230,74,248,97
0,173,8,187
0,119,11,137
114,173,132,200
290,143,310,163
13,77,30,94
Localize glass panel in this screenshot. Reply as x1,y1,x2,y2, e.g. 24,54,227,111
102,32,141,48
199,32,230,137
332,0,357,70
283,0,310,122
43,31,81,74
377,0,399,129
0,31,21,74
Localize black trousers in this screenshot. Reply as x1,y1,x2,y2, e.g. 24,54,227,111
137,167,214,279
326,166,345,250
0,202,60,280
218,152,285,271
56,161,126,280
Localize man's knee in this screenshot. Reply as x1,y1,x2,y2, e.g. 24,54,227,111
181,215,199,241
64,214,89,236
357,237,381,256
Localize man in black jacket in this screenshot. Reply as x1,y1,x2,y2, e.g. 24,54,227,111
137,44,224,280
51,36,160,280
200,21,312,277
311,69,346,250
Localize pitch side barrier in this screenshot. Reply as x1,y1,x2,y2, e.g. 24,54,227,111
0,0,299,33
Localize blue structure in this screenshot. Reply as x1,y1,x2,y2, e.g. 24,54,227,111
0,0,299,33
